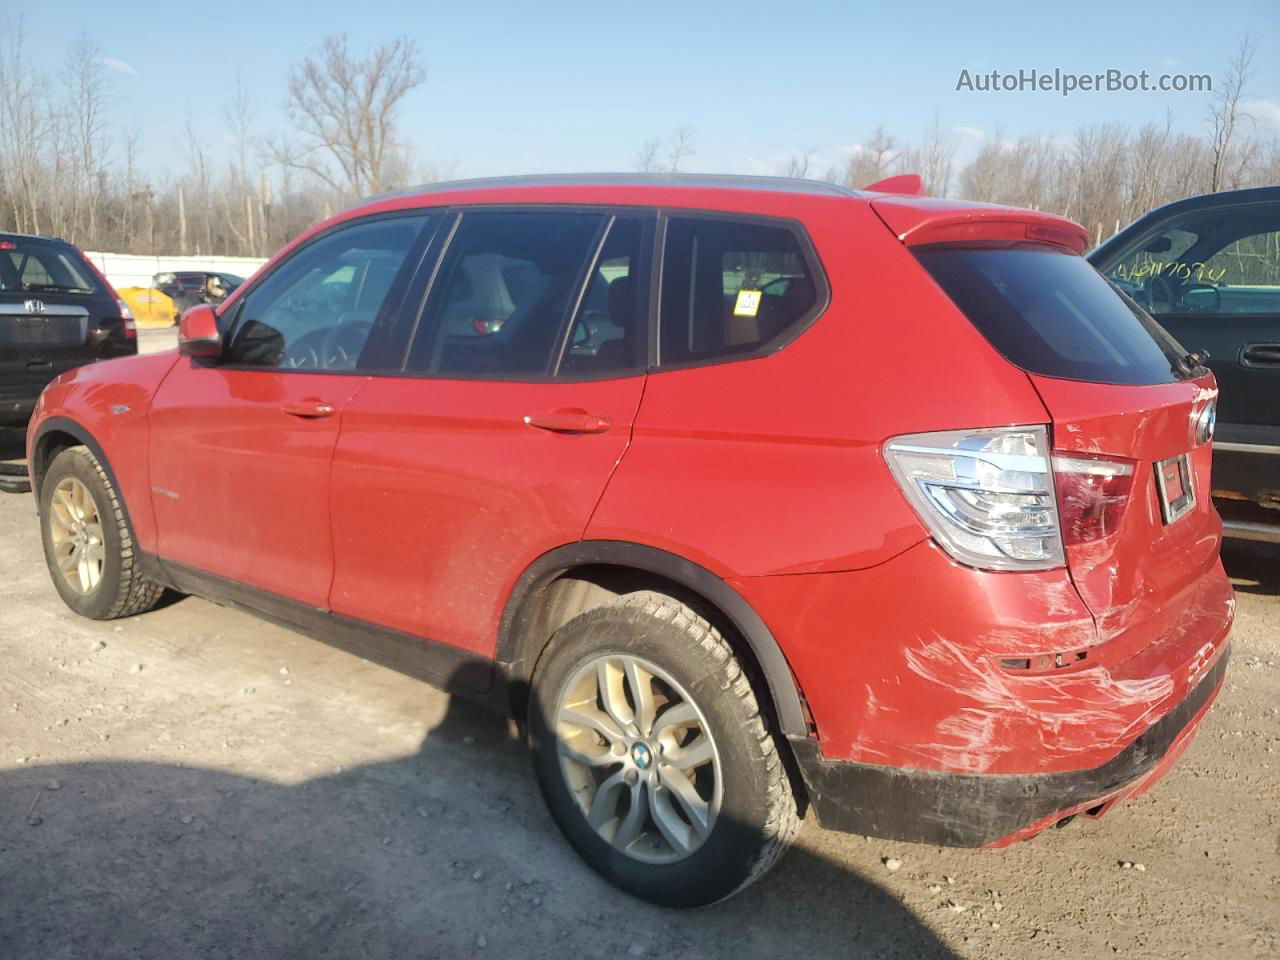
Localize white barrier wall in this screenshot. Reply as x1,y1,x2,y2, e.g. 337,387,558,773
83,252,269,291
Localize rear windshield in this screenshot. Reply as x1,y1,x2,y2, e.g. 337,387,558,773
916,246,1191,386
0,238,99,295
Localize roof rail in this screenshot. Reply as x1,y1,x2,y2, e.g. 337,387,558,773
345,172,862,212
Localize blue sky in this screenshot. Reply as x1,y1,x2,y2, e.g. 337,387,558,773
18,0,1280,183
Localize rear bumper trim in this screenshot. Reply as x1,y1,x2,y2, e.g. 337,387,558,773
1214,441,1280,456
1222,520,1280,543
790,645,1229,847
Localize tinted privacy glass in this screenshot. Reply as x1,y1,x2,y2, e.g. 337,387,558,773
561,217,646,375
226,215,431,370
0,240,99,294
1103,203,1280,317
917,246,1190,386
659,218,817,365
408,211,605,376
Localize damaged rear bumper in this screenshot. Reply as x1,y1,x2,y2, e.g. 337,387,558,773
789,645,1229,847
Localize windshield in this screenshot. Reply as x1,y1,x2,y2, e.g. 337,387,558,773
0,238,99,294
916,245,1192,386
1096,202,1280,318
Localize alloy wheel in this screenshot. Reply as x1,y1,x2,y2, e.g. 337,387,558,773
48,477,106,595
554,653,723,864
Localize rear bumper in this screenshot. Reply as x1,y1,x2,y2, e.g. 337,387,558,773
791,644,1229,846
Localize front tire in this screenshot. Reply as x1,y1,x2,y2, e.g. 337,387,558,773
39,446,165,620
528,590,799,906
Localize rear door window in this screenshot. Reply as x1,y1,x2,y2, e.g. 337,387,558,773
406,211,607,377
658,217,820,366
560,216,648,376
916,246,1191,386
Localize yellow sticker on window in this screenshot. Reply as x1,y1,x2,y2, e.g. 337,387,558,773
733,289,762,317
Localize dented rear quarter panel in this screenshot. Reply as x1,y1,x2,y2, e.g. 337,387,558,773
735,538,1232,777
1034,373,1225,664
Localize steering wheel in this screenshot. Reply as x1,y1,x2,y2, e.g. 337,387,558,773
758,277,790,296
1182,283,1221,314
282,338,321,369
1148,275,1176,314
321,320,374,369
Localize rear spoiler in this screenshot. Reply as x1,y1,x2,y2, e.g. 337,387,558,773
862,174,925,196
870,196,1090,255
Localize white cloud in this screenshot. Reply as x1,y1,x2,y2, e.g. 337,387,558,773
1242,99,1280,128
100,57,137,76
953,126,985,141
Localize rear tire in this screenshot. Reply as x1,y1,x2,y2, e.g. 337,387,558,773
528,590,799,906
39,446,165,620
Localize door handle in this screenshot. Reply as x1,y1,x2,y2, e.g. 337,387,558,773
281,400,337,419
1241,343,1280,367
523,408,611,434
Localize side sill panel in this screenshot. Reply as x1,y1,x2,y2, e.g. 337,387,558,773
155,557,498,700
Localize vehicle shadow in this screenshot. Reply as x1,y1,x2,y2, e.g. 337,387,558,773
0,690,958,960
1221,539,1280,597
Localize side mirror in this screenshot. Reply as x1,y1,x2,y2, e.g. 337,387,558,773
178,304,222,359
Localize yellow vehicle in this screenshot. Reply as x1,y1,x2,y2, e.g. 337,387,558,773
116,286,177,328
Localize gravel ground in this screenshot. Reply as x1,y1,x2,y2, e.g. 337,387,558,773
0,348,1276,958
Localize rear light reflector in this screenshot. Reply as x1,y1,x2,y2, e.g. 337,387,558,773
884,426,1063,571
116,298,137,340
1051,453,1135,545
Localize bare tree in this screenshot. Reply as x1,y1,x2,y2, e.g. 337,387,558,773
783,149,817,178
120,121,142,250
65,35,112,248
1208,33,1257,192
893,116,954,196
272,34,426,199
668,126,696,173
0,21,48,234
842,126,896,188
634,137,663,173
221,73,258,254
633,127,696,173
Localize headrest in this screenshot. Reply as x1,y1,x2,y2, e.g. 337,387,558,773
608,275,634,323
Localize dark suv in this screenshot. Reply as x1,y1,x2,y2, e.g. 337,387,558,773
1,233,137,425
1090,186,1280,543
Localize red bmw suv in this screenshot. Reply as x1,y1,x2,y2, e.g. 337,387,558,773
26,174,1234,906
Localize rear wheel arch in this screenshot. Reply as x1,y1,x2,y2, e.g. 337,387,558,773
496,541,811,741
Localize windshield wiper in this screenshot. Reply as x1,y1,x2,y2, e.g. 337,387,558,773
1173,349,1210,378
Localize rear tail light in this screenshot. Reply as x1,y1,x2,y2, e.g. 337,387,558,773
116,298,137,340
473,315,505,336
884,427,1062,571
885,426,1139,570
1051,453,1135,545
